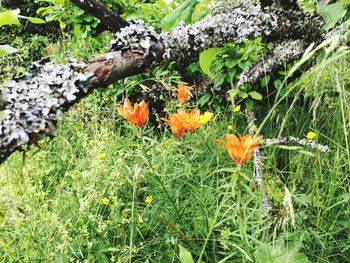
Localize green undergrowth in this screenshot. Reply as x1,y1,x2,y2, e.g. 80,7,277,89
0,64,349,261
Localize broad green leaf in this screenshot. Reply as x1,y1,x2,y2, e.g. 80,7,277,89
214,73,226,88
255,239,311,263
320,3,346,30
179,5,193,24
199,48,221,77
260,75,270,87
161,0,197,31
225,58,238,68
0,45,18,56
245,98,254,110
249,91,263,100
198,93,211,106
179,244,194,263
59,20,67,29
274,79,282,89
238,60,250,70
239,91,248,99
0,9,21,27
228,89,239,99
73,24,81,36
227,68,237,84
27,17,46,24
191,4,209,23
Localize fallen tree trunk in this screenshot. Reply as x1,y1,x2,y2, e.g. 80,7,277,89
0,0,327,164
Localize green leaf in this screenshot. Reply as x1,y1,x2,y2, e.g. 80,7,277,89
261,75,270,87
199,48,221,77
225,58,238,68
179,244,194,263
245,98,254,110
227,68,237,84
0,45,18,56
238,60,250,70
191,4,209,22
298,150,316,157
249,91,263,100
73,24,81,36
161,0,197,31
279,145,305,151
179,5,193,24
255,239,311,263
198,93,211,106
228,89,239,99
59,20,67,29
320,3,346,30
27,17,46,24
274,79,282,89
214,73,226,88
0,9,21,27
239,91,248,99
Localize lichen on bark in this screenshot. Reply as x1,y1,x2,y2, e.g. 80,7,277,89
0,58,95,162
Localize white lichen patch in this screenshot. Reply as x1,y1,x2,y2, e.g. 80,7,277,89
161,0,322,61
110,20,160,55
0,58,95,161
238,39,306,86
161,1,263,60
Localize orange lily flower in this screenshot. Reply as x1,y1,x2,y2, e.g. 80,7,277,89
116,98,149,127
176,84,194,103
176,108,202,132
161,114,186,137
215,134,263,165
161,108,211,137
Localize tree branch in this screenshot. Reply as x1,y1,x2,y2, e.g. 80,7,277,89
237,39,307,87
69,0,129,32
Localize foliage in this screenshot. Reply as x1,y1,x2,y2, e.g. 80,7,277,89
198,39,264,110
0,8,45,56
319,0,350,30
160,0,211,31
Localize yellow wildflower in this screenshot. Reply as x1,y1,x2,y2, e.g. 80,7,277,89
306,131,317,140
227,125,233,131
252,124,258,132
101,197,109,205
99,152,106,159
233,105,241,112
145,195,153,204
199,112,214,123
328,105,334,109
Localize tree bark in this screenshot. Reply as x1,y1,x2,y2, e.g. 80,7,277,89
69,0,129,32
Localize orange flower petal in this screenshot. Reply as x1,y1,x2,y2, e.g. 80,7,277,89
117,98,149,127
216,133,263,165
176,84,194,103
